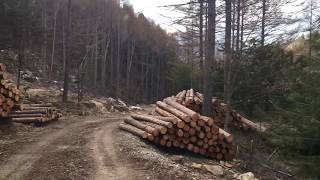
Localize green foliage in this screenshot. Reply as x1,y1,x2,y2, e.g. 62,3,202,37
231,42,293,118
167,61,201,94
231,37,320,178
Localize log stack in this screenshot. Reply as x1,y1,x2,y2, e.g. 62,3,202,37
212,98,266,132
119,97,235,161
9,103,62,124
0,63,22,118
175,89,203,113
175,89,266,132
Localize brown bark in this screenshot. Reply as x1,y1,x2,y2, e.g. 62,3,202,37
164,98,199,121
156,101,191,122
219,128,233,143
12,117,43,123
131,114,173,128
199,115,214,126
238,117,267,132
224,0,232,131
0,63,6,71
143,114,177,125
10,110,48,114
155,107,185,128
119,123,148,139
8,114,44,118
62,0,72,102
124,118,159,136
146,122,168,135
203,0,216,116
24,103,53,107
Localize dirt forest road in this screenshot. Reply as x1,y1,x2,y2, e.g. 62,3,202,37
0,114,153,180
0,112,291,180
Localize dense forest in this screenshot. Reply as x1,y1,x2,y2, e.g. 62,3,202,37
0,0,178,103
1,0,320,178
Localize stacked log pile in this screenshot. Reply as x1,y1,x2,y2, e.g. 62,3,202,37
175,89,266,132
9,103,62,124
175,89,203,113
212,98,266,132
0,63,22,118
119,97,235,161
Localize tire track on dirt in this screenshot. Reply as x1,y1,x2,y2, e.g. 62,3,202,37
91,120,150,180
0,116,121,180
0,125,68,180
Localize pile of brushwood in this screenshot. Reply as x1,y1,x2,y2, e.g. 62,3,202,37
120,89,267,161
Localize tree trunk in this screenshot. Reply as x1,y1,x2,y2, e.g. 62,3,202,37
309,0,313,57
41,0,48,75
240,0,245,55
63,0,72,102
62,14,66,75
261,0,266,46
116,21,121,98
126,40,135,101
236,0,241,52
224,0,232,130
93,25,98,91
231,0,236,51
199,0,204,74
50,3,60,78
101,31,110,92
202,0,216,116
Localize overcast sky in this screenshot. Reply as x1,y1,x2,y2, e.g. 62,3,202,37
128,0,186,32
128,0,318,37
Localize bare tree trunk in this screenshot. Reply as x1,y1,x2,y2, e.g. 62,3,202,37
101,31,110,91
236,0,241,52
156,57,161,100
199,0,204,74
110,2,114,92
18,33,25,89
224,0,232,130
151,55,155,101
309,0,313,57
110,36,114,89
231,0,236,51
93,25,98,91
126,40,135,101
62,15,66,75
50,2,60,78
41,0,48,75
261,0,266,46
116,23,121,98
63,0,72,102
144,54,149,102
202,0,216,116
240,0,245,55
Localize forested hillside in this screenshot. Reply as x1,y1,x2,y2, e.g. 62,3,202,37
0,0,178,103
